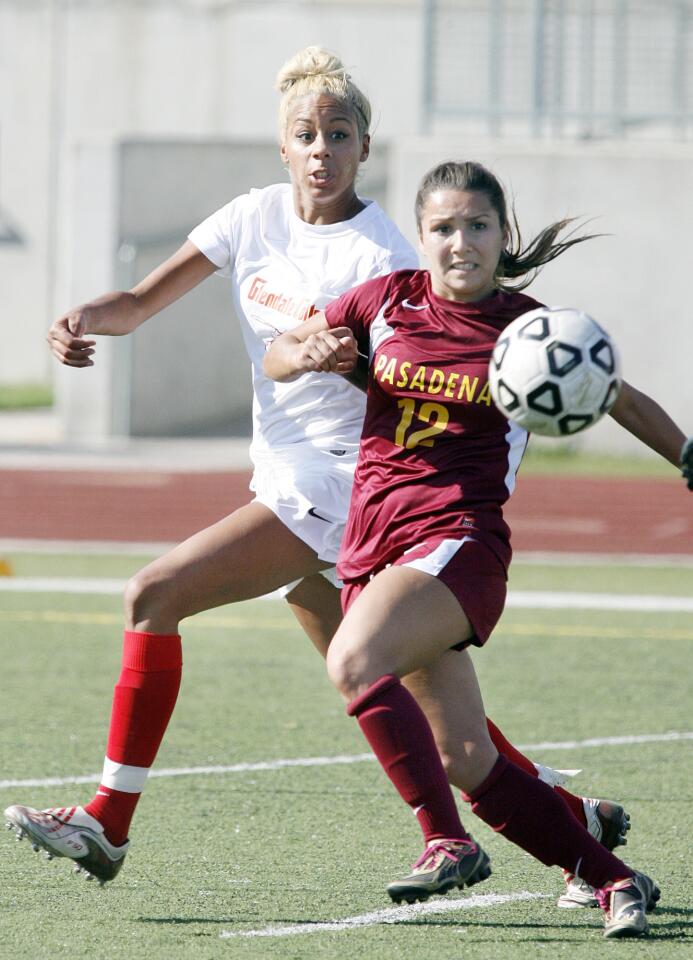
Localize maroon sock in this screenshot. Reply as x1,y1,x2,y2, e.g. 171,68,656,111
85,631,182,845
347,674,469,845
486,717,587,826
463,756,633,889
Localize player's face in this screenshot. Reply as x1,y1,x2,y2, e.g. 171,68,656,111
280,95,370,226
418,189,506,302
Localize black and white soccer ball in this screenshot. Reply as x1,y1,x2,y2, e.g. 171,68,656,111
489,306,621,437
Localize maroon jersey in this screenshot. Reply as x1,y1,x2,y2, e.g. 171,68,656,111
325,269,542,581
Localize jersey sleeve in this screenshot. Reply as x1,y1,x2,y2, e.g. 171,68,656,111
187,195,248,277
324,273,397,353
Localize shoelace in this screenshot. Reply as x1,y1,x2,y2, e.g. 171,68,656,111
412,839,473,872
46,806,76,819
595,877,633,912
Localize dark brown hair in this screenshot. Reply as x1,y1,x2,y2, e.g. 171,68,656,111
415,160,601,292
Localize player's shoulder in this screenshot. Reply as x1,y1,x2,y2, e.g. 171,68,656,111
353,268,424,303
502,290,544,311
344,197,415,255
240,182,291,215
495,290,545,322
385,268,430,303
203,183,288,228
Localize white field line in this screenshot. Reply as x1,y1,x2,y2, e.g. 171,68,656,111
507,591,693,612
219,891,549,939
513,550,693,568
0,731,690,792
1,577,692,612
1,539,693,567
0,539,175,555
0,578,127,594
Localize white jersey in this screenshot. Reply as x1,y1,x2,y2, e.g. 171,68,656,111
188,183,417,461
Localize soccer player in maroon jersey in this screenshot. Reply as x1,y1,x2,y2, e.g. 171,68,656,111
265,160,691,938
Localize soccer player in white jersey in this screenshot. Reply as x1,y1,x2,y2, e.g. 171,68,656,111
6,48,647,899
264,159,691,938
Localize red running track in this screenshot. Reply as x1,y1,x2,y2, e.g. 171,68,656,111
0,468,691,554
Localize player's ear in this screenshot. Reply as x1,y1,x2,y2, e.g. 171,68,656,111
359,134,370,164
279,142,289,166
417,224,426,255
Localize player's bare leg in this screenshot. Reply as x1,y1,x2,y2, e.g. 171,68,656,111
286,574,342,658
328,565,649,915
126,501,332,633
286,572,630,906
4,502,330,883
406,649,630,907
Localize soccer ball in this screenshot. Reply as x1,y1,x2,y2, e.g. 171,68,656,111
489,306,621,437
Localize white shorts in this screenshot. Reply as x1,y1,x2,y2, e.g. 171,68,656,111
250,444,357,597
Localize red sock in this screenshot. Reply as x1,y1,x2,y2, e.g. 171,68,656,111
347,675,469,845
85,631,182,845
464,756,633,889
486,717,587,826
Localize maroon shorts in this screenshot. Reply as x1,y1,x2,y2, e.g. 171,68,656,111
340,535,507,649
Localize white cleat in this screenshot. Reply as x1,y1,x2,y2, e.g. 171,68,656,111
558,875,600,909
600,871,660,939
557,798,631,909
3,804,128,884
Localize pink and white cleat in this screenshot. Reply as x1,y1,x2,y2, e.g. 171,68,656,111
4,804,128,885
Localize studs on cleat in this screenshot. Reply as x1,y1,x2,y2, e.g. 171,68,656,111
5,822,13,831
15,829,25,841
44,851,53,860
74,865,83,875
31,843,40,852
84,872,94,881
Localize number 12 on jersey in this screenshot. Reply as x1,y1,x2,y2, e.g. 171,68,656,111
394,398,449,449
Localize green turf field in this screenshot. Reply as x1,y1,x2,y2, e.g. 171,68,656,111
0,552,691,958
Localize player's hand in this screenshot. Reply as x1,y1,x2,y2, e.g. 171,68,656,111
47,308,96,367
297,327,357,375
681,436,693,491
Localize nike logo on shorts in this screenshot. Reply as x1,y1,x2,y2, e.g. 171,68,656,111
308,507,330,522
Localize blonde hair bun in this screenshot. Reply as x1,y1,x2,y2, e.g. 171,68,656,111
275,46,371,138
275,46,348,94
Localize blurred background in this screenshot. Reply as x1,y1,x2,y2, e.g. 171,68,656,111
1,0,692,456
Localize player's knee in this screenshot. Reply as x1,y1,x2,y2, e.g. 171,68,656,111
325,644,372,700
124,566,175,629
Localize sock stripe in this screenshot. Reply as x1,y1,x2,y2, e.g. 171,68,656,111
101,757,149,793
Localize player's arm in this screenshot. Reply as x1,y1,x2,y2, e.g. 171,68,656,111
47,241,217,367
609,381,691,486
263,314,358,382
